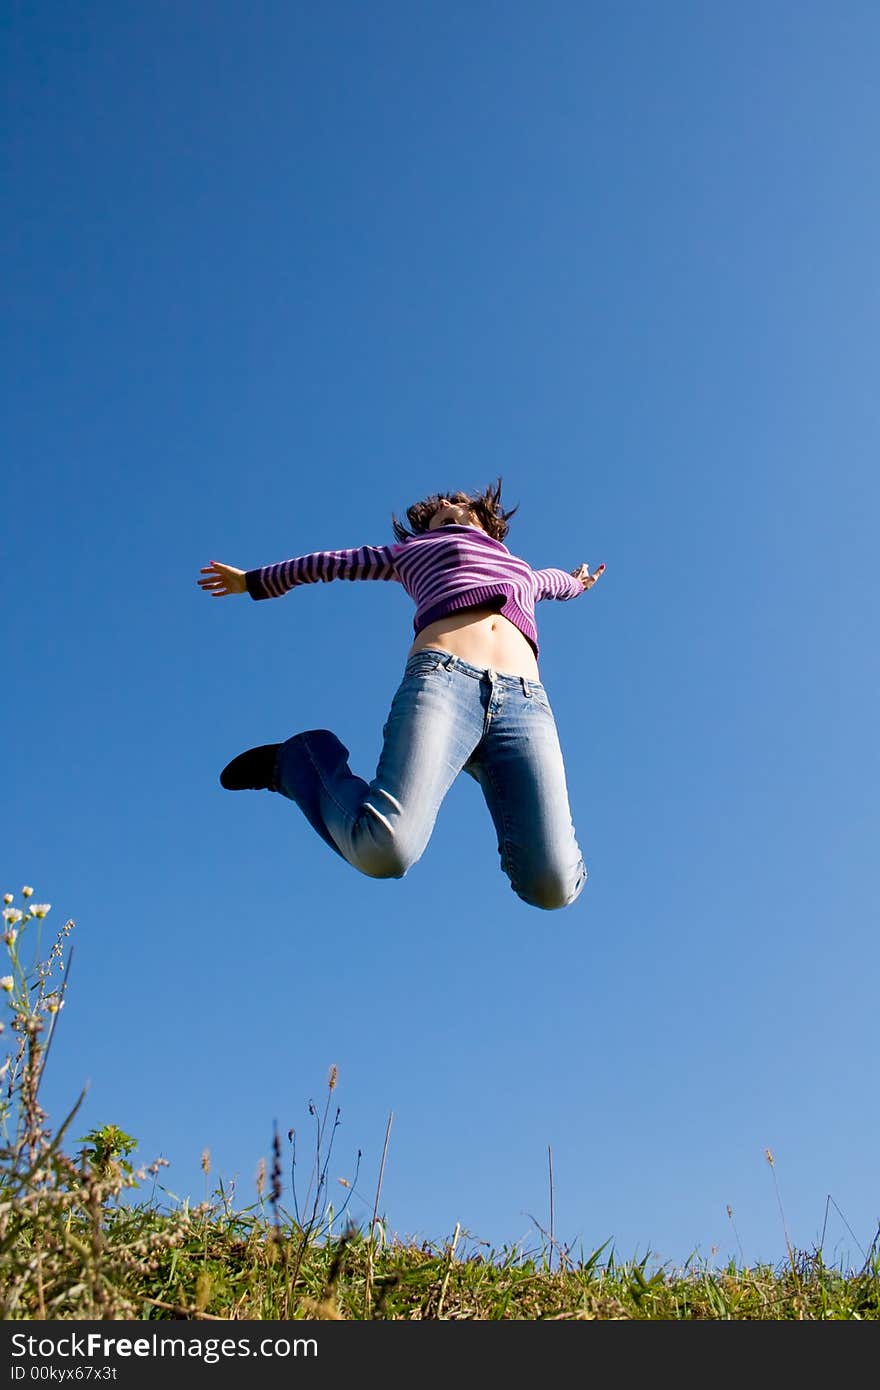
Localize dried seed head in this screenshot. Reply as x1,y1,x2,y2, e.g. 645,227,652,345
255,1157,266,1198
271,1128,282,1203
201,1148,211,1175
328,1064,338,1091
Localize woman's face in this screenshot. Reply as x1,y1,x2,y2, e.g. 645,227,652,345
427,497,484,531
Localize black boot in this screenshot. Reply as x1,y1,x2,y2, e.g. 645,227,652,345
220,744,281,791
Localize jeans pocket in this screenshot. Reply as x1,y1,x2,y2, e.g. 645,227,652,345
528,682,553,713
404,652,445,680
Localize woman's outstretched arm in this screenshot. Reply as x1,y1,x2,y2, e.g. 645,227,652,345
532,562,605,601
198,545,399,601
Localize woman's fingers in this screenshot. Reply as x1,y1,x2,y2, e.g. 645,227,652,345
198,560,246,594
570,561,605,591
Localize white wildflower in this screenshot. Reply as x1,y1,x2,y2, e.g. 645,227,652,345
22,886,33,898
30,904,51,919
3,894,12,905
0,976,13,993
2,908,22,925
3,930,16,947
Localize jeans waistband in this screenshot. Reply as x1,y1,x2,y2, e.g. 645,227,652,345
404,648,546,695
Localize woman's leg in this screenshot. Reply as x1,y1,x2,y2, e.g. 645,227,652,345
274,652,483,878
466,674,587,910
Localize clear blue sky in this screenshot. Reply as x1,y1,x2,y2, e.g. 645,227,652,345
4,1,878,1271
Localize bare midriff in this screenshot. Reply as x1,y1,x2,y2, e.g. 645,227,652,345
408,604,540,680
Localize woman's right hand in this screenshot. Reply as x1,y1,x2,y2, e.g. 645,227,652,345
198,561,247,596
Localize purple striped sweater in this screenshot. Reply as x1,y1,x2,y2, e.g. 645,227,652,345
245,524,585,654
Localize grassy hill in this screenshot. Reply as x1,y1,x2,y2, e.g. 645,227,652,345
2,889,877,1321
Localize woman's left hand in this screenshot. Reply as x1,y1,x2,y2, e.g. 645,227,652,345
571,562,605,590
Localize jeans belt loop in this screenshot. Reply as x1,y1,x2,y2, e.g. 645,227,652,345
443,653,457,671
521,677,532,698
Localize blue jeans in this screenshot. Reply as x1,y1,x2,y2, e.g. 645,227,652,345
273,649,587,910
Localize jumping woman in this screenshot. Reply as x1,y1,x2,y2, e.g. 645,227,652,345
198,481,604,910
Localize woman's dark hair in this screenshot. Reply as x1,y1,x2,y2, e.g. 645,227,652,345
391,477,518,543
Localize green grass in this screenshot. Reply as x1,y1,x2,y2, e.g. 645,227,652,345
2,886,878,1321
3,1186,878,1320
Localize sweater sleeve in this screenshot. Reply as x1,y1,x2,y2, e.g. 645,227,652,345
246,544,399,600
531,567,585,602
